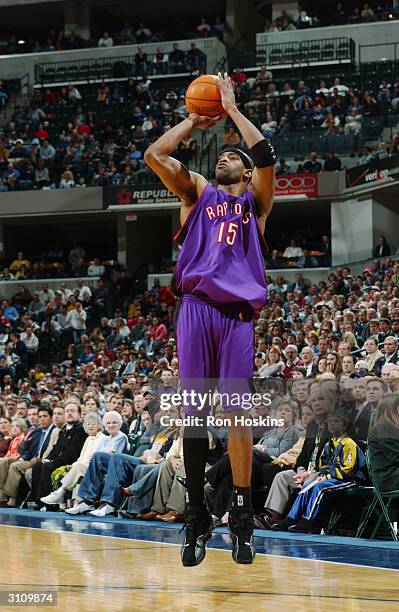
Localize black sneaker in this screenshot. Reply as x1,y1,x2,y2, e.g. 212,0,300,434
228,507,256,565
181,505,213,567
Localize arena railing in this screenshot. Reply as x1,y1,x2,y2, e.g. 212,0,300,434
34,52,207,87
253,37,355,71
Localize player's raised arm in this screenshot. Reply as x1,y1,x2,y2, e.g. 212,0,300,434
217,72,276,230
144,115,221,208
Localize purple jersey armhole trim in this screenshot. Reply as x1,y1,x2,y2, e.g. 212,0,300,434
173,181,210,244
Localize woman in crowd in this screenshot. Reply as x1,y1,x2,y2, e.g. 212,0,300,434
205,398,301,523
83,392,100,415
368,394,399,492
343,331,359,352
316,355,327,375
59,170,76,189
1,418,27,461
257,346,285,378
40,412,106,508
325,351,342,378
0,416,12,458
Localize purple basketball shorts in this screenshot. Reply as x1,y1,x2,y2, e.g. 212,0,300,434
176,294,254,415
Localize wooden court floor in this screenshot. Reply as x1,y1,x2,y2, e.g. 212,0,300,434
0,524,398,612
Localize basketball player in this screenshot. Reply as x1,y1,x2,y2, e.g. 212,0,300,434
144,73,275,566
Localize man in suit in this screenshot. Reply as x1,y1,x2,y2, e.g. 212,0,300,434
300,347,317,377
382,336,399,365
30,401,87,506
0,405,56,506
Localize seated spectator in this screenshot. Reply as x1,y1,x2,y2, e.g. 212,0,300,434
135,22,152,43
262,386,333,526
10,252,31,273
0,416,12,458
275,159,293,175
0,418,26,460
67,84,82,101
361,3,375,20
66,405,177,516
223,127,241,148
344,108,362,136
274,411,365,532
40,412,106,507
368,394,399,492
303,152,322,173
130,427,185,521
186,43,206,73
169,43,185,72
293,4,309,27
59,170,75,189
261,113,277,138
39,139,55,163
283,239,304,259
363,94,380,116
322,111,341,135
323,150,342,172
375,235,391,258
256,65,273,86
298,249,318,268
98,32,113,48
256,346,285,378
87,258,105,277
34,160,50,188
378,80,392,103
196,17,212,36
206,398,301,522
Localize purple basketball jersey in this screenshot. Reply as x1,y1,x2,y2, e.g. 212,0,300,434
174,183,267,309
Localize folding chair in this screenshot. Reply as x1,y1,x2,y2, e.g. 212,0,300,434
356,452,399,541
325,485,374,535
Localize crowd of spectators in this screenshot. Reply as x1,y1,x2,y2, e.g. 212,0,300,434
2,64,399,192
0,15,226,56
0,79,199,191
227,67,399,141
0,256,398,536
265,2,398,32
0,244,120,281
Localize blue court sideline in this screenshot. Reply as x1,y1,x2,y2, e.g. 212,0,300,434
1,508,398,571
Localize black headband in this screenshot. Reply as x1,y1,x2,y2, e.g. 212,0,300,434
218,147,254,170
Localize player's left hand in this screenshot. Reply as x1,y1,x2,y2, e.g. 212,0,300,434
188,113,224,130
217,72,237,115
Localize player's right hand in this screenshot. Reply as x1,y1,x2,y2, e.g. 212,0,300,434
188,113,224,130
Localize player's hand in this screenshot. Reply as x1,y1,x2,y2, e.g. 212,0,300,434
217,72,237,115
188,113,224,130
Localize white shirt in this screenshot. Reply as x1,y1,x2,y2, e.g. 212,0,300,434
78,285,92,300
58,288,72,304
329,84,349,93
284,246,304,258
39,288,55,304
66,308,87,330
98,37,113,48
20,332,39,350
87,264,105,277
77,432,106,466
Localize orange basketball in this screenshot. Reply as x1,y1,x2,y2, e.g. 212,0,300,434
185,75,224,117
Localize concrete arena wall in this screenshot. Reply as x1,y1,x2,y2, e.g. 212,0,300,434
0,37,224,83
